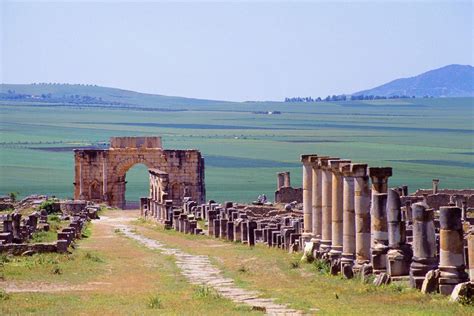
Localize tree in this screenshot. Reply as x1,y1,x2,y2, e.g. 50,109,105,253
8,191,19,202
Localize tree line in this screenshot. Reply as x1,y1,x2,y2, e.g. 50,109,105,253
284,94,419,102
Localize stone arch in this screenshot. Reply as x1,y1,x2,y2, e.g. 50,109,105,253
74,137,205,208
112,157,157,178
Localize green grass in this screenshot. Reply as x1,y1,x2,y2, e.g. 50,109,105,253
0,97,473,202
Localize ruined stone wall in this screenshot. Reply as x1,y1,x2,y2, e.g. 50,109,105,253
275,187,303,203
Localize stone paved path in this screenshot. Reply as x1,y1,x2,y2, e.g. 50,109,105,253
117,224,308,315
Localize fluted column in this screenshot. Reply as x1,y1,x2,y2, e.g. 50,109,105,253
318,157,339,254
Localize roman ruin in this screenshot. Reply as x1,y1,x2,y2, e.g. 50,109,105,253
2,141,473,305
139,150,473,300
73,136,205,208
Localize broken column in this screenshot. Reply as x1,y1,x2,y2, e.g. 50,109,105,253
318,157,338,255
340,162,356,278
328,159,350,272
432,179,439,194
277,172,285,190
301,154,314,242
283,172,291,187
410,203,438,289
438,206,469,295
386,188,412,277
370,192,389,274
369,167,392,274
351,164,371,274
12,212,21,243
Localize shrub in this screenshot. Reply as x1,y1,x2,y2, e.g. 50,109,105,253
290,260,300,269
194,285,221,299
147,295,162,309
8,192,19,203
39,199,58,215
51,265,62,275
0,289,10,301
313,259,330,275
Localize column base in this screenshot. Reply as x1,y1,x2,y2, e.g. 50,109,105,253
329,248,343,275
387,246,412,277
439,266,469,295
317,239,332,259
371,244,389,274
409,257,438,289
340,253,355,279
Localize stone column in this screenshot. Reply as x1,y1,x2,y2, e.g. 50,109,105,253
351,164,371,273
386,188,412,277
368,167,392,274
432,179,439,194
283,172,291,188
12,212,21,241
318,157,339,255
438,206,469,295
340,163,355,278
370,192,389,274
311,156,326,244
328,159,350,269
207,210,217,236
277,173,285,190
301,155,315,241
468,234,474,282
409,203,438,289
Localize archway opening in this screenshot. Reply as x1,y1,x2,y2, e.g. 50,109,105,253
124,163,149,209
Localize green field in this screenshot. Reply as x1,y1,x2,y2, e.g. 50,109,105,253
0,95,473,203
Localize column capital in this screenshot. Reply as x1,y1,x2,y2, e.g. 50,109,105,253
368,167,392,179
301,154,318,165
350,163,368,177
340,162,353,177
310,155,326,166
318,157,339,170
329,159,351,174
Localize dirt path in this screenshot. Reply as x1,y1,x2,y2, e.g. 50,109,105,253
114,221,306,316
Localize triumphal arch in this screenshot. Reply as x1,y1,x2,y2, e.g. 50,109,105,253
73,136,205,208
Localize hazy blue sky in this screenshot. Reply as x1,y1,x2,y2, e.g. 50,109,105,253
1,0,473,101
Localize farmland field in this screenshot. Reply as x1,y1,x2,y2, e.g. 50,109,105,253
0,97,473,203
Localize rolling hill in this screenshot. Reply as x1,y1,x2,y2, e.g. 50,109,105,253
353,64,474,97
0,83,234,108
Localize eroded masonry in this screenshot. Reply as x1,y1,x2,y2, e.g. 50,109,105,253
74,137,205,208
141,152,473,301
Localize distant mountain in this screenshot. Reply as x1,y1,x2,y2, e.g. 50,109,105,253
353,64,474,97
0,83,233,108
